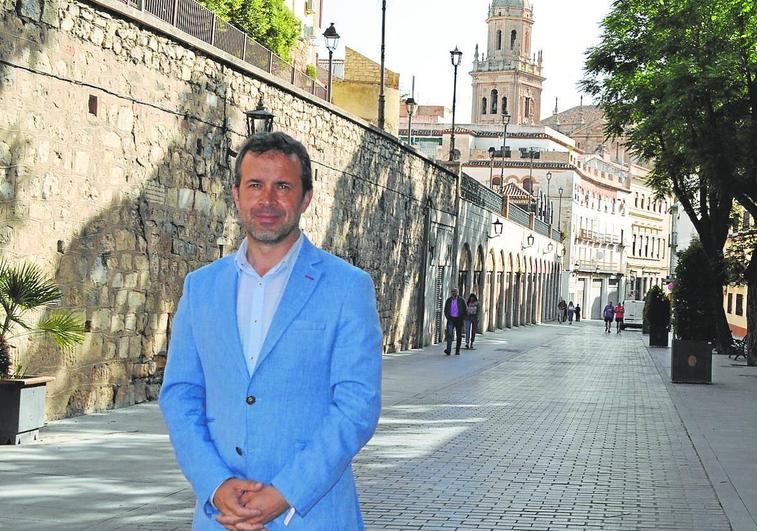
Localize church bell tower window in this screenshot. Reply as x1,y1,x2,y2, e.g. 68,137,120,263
482,97,488,115
491,90,499,114
496,30,502,50
510,30,517,50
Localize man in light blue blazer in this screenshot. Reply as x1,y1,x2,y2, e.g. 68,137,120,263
160,132,382,530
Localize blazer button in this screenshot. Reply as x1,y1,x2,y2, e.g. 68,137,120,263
235,446,243,456
246,395,256,405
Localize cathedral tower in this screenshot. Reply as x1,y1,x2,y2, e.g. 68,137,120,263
470,0,545,125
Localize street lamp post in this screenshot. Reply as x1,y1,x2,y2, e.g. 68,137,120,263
488,147,496,189
378,0,387,129
499,111,511,193
323,23,340,103
405,96,417,145
546,171,552,224
558,187,564,232
449,46,462,161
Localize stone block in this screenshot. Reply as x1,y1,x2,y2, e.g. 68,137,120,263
116,107,134,132
129,335,142,357
178,188,194,209
124,272,138,289
194,191,211,215
110,314,124,333
133,380,147,404
124,313,137,331
18,0,42,20
74,151,90,175
118,336,130,358
127,291,146,310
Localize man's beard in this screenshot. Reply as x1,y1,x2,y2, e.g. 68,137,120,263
244,210,301,245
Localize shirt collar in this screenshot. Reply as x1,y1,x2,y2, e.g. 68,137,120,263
234,232,304,278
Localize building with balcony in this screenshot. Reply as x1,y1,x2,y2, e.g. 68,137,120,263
288,0,323,68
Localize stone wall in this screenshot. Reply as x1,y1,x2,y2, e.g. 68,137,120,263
0,0,456,418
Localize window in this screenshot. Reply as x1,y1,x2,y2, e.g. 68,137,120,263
736,294,744,316
743,211,751,231
632,234,637,256
510,30,517,50
524,97,531,118
645,236,649,257
491,90,498,114
727,293,733,313
634,192,638,207
496,30,502,50
482,97,488,115
501,97,508,114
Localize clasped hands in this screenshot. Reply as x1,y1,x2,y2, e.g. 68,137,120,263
214,478,290,531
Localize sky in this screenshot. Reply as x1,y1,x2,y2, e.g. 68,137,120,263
319,0,613,122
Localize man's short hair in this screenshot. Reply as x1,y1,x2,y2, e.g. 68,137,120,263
233,132,313,194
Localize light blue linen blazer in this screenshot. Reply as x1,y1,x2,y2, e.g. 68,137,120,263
159,236,382,530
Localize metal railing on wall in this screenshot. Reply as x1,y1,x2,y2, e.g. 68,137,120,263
534,218,550,237
123,0,328,100
508,204,531,227
461,174,502,214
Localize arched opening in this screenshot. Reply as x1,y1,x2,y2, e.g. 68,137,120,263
491,89,499,114
498,251,506,329
496,30,502,50
510,30,517,50
482,97,488,115
486,252,497,332
459,244,471,295
501,96,508,114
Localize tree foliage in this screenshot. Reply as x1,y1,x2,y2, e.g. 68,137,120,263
672,239,719,341
581,0,757,356
0,261,86,378
197,0,301,62
644,285,671,329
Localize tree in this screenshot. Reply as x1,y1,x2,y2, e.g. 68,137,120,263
195,0,301,62
581,0,757,362
230,0,301,62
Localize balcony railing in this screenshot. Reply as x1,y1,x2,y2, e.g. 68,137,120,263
574,260,621,273
577,228,621,245
120,0,328,100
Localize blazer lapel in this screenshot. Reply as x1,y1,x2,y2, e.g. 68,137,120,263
211,259,249,377
256,237,323,368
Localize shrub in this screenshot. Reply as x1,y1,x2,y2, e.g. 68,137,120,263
644,285,670,329
672,239,718,341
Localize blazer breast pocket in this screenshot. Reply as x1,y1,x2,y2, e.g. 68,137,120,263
284,320,329,364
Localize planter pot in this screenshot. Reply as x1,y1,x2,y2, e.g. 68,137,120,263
649,325,669,347
671,339,712,384
0,376,55,445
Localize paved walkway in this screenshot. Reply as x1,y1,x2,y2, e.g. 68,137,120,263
1,321,755,530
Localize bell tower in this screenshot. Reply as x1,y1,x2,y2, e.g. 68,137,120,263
470,0,545,125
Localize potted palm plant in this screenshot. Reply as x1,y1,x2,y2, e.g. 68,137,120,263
0,261,86,444
671,240,714,383
645,285,670,347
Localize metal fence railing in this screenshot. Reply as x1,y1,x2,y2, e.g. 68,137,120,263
534,218,550,237
552,228,562,241
508,204,531,227
121,0,328,101
461,174,502,214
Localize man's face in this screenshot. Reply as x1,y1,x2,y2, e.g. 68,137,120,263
451,289,458,298
232,151,312,246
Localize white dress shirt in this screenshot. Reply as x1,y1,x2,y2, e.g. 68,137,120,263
234,233,304,376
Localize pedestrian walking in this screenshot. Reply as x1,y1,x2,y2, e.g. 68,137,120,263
444,288,468,355
160,132,382,530
465,293,480,349
574,303,581,322
557,298,567,323
603,300,615,333
567,301,575,324
614,301,625,333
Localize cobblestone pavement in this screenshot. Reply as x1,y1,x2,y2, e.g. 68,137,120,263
1,321,744,530
356,322,731,530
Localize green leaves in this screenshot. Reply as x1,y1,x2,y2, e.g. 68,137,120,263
0,260,86,378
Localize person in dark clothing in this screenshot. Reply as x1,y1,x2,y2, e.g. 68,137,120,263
444,288,468,355
465,293,480,349
574,304,581,322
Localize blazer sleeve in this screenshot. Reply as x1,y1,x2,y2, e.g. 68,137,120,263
270,270,382,516
159,274,235,517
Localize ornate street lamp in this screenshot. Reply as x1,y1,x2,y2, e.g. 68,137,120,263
449,46,462,161
378,0,387,129
405,96,417,145
323,23,340,103
488,218,504,239
245,95,274,136
499,111,511,193
488,146,496,189
546,171,552,224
